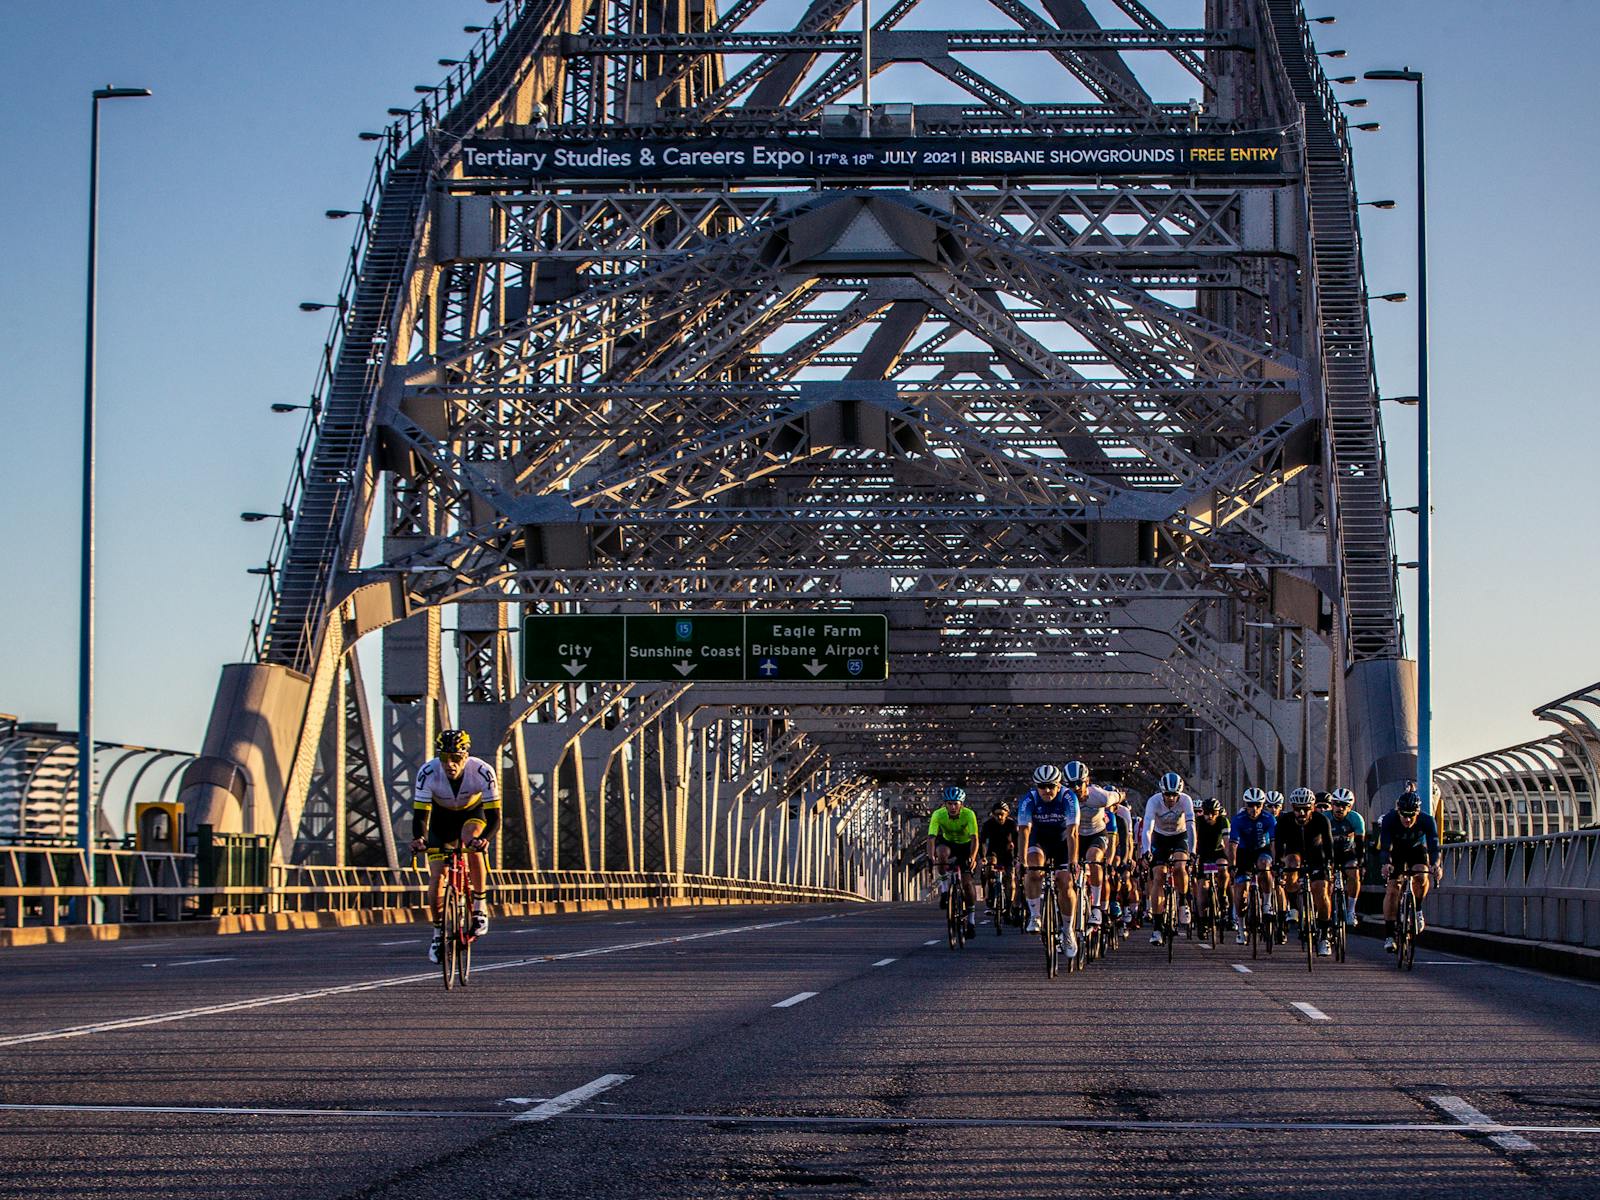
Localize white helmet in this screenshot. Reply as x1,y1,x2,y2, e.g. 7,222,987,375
1158,771,1184,795
1033,763,1062,787
1242,787,1269,806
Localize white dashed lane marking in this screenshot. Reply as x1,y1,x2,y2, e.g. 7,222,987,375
1290,1001,1330,1022
1430,1094,1538,1151
772,992,818,1008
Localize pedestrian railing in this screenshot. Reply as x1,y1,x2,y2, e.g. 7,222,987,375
1433,829,1600,950
0,844,866,931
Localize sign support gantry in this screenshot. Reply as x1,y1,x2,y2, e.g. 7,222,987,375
180,0,1416,876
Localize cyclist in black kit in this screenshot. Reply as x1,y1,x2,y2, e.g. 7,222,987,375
979,801,1019,918
1274,788,1336,956
1192,798,1232,934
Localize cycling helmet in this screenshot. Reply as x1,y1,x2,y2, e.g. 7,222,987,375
1289,787,1316,808
1201,797,1223,816
1242,787,1268,807
942,785,966,806
1033,763,1063,787
1266,791,1285,808
1396,791,1422,815
435,729,471,756
1158,771,1184,795
991,800,1010,814
1331,788,1356,807
1063,761,1090,788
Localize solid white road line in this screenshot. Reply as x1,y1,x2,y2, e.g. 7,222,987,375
923,939,940,946
1290,1001,1330,1021
379,940,418,946
773,992,818,1008
140,957,234,968
1231,964,1252,974
513,1074,633,1122
0,913,843,1048
871,958,897,967
1430,1094,1538,1151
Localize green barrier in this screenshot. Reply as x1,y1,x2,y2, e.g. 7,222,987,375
194,826,271,916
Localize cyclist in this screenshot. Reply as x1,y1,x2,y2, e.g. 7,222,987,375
1378,786,1442,952
1139,772,1195,945
1228,787,1276,945
1328,788,1365,927
1192,797,1231,935
927,786,980,938
1017,763,1080,958
1265,791,1288,923
1106,785,1135,929
979,800,1019,919
411,729,500,963
1274,787,1336,956
1065,761,1118,929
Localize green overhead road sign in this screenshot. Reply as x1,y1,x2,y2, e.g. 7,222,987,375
523,613,888,683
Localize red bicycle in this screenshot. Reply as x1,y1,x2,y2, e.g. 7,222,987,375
437,844,480,989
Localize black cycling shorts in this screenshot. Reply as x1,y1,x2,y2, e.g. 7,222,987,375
935,836,977,863
1078,828,1111,856
1024,827,1074,867
1150,831,1190,865
425,804,490,862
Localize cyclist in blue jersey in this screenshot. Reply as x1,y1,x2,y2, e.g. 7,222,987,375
1327,788,1365,928
1378,786,1442,952
1017,763,1080,959
1227,787,1276,946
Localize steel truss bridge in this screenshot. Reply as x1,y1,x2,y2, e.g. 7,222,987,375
178,0,1418,884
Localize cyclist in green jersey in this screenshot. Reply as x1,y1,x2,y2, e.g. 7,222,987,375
928,787,980,937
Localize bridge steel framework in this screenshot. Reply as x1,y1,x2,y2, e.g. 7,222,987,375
179,0,1417,878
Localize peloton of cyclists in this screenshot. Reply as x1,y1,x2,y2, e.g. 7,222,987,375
1017,763,1081,959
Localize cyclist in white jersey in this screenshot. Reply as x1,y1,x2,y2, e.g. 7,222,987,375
1064,762,1118,928
411,729,501,962
1139,772,1196,945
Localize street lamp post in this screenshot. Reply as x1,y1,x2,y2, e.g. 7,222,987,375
80,85,150,914
1364,68,1429,808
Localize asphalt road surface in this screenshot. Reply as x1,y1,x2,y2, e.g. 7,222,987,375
1,903,1596,1199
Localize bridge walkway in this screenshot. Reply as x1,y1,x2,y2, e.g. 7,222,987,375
0,906,1596,1198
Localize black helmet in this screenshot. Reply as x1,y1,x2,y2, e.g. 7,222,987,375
1396,792,1422,815
1201,797,1223,816
435,729,472,756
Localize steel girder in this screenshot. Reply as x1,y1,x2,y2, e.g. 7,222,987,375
179,0,1412,873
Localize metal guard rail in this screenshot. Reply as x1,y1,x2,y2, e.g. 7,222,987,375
2,846,866,930
1432,829,1600,950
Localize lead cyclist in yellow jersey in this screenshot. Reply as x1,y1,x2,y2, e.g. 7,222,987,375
411,729,501,962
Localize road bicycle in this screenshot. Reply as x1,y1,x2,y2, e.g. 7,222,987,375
1029,860,1066,979
1293,873,1315,974
983,861,1007,936
436,844,480,990
1196,862,1228,946
944,859,974,949
1240,868,1273,960
1394,865,1426,972
1329,867,1350,963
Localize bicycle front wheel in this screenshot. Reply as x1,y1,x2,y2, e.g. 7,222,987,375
441,888,461,990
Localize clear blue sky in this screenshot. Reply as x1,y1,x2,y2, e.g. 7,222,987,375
2,1,1595,768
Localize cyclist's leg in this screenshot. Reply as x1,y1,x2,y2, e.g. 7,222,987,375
1342,863,1362,924
461,817,489,932
1083,842,1105,923
1382,864,1404,947
1311,865,1332,949
1280,854,1302,919
1170,851,1191,925
1023,845,1045,929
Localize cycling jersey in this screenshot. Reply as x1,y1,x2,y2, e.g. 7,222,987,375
413,755,501,847
928,806,979,844
1016,788,1080,835
1229,809,1276,856
1274,810,1335,864
1194,814,1230,861
1139,792,1195,855
1329,809,1366,855
980,816,1017,861
415,756,499,811
1070,785,1119,835
1377,810,1441,867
